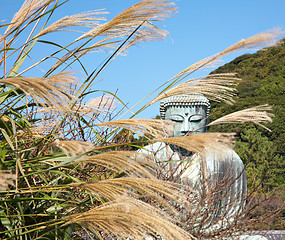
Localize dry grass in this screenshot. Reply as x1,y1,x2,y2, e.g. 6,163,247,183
53,139,94,156
24,0,177,85
3,0,54,36
155,132,236,156
208,104,274,131
160,28,282,90
80,151,159,179
178,177,248,239
64,196,196,240
1,0,282,239
52,0,177,71
0,170,16,191
151,73,241,105
35,10,108,38
245,190,285,231
32,95,117,136
218,28,283,56
71,177,193,213
0,72,77,110
98,119,175,139
79,96,116,116
76,0,176,42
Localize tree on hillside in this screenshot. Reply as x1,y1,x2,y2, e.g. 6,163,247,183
0,0,283,238
235,128,285,193
209,38,285,193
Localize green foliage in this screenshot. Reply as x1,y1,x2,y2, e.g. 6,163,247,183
235,128,285,193
209,38,285,192
0,0,283,238
0,1,190,239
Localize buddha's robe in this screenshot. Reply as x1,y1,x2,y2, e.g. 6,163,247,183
138,142,247,230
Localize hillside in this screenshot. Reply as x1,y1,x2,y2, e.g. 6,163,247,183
209,38,285,192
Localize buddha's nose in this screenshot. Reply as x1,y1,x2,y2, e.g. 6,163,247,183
181,116,190,133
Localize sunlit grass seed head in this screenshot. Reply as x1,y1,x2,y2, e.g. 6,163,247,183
35,10,109,38
98,119,175,139
4,0,55,36
64,196,196,240
75,0,176,42
0,72,78,111
208,104,274,131
151,73,241,105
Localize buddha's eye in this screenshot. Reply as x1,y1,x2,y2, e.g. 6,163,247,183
190,115,203,121
169,115,183,122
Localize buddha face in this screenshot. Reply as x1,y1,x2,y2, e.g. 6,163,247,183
164,105,208,137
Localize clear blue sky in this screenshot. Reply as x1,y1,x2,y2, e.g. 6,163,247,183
2,0,285,119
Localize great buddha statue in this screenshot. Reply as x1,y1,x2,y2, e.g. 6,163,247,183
138,94,263,239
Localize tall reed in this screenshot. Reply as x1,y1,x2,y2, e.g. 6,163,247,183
0,0,282,239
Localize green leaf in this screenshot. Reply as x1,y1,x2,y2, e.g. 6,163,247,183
0,211,13,236
0,128,14,150
63,225,74,240
46,203,69,213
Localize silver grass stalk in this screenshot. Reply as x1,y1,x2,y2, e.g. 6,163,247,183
155,132,236,156
74,22,168,59
208,104,274,131
98,119,175,139
75,0,176,42
16,0,176,76
35,10,109,38
218,28,283,56
73,95,117,118
51,0,176,71
151,73,241,105
0,72,77,111
36,95,116,118
165,28,282,87
29,119,56,137
71,177,192,212
64,196,196,240
81,151,159,179
4,0,55,35
53,140,94,157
